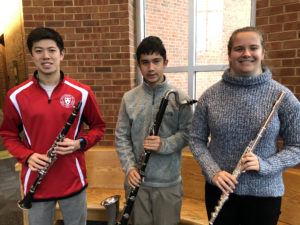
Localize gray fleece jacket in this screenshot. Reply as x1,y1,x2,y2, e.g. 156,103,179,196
190,68,300,197
115,78,193,187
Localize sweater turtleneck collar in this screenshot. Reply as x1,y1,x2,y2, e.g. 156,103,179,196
222,67,272,87
143,75,167,93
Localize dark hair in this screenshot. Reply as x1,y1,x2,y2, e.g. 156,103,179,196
27,27,64,54
136,36,167,63
227,26,265,56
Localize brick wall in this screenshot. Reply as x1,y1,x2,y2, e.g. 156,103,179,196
1,0,300,147
22,0,136,146
256,0,300,100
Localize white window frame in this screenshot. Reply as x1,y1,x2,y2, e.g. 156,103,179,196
136,0,256,99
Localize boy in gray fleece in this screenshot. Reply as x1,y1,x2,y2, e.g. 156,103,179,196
115,36,193,225
190,27,300,225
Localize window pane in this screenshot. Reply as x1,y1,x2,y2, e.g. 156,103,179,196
196,0,252,65
145,0,189,67
165,72,188,96
196,71,223,99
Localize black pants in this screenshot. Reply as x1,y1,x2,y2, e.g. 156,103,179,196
205,182,281,225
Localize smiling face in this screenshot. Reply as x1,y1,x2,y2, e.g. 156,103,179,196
228,31,265,77
138,53,168,88
31,39,64,78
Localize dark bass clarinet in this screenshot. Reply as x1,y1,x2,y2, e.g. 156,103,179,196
18,101,82,210
101,89,197,225
209,91,285,225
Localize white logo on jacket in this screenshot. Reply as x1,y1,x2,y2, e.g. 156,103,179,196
60,94,75,108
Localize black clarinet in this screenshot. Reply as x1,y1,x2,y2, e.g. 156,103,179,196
18,101,82,210
101,89,197,225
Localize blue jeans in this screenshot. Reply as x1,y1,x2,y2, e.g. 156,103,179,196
205,182,281,225
27,189,87,225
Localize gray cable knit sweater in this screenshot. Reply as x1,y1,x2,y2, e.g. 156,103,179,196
190,68,300,197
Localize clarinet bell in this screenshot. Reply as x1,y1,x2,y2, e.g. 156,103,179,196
18,192,33,210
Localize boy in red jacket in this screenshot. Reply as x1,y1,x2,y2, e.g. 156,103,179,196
0,27,105,225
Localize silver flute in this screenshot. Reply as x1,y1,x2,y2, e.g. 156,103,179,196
209,91,285,225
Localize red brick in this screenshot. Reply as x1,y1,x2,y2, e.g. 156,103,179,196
257,6,283,16
78,67,95,73
268,31,297,41
285,3,300,12
92,0,109,4
93,27,110,33
82,6,99,13
34,14,54,20
269,13,298,24
110,25,129,32
65,7,82,13
74,0,92,5
271,0,298,6
45,21,65,27
32,0,53,6
259,24,283,33
265,41,283,50
256,17,269,26
282,59,300,67
110,11,128,19
99,5,119,11
101,19,120,26
54,1,73,6
75,14,92,20
95,67,112,72
75,27,93,33
283,40,300,49
256,0,269,8
55,14,74,20
23,7,44,13
44,7,65,13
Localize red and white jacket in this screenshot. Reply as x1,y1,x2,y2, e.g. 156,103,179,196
0,71,105,200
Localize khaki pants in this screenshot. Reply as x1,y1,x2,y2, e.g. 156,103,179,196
126,182,183,225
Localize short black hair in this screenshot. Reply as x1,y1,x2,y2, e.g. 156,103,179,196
136,36,167,63
27,27,64,54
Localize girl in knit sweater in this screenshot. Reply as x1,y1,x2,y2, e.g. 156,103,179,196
189,27,300,225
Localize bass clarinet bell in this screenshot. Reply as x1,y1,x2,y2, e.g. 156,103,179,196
101,195,121,225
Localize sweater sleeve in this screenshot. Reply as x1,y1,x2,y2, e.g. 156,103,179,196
158,100,193,155
79,88,106,150
189,96,222,182
0,95,34,163
115,98,137,174
258,91,300,175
